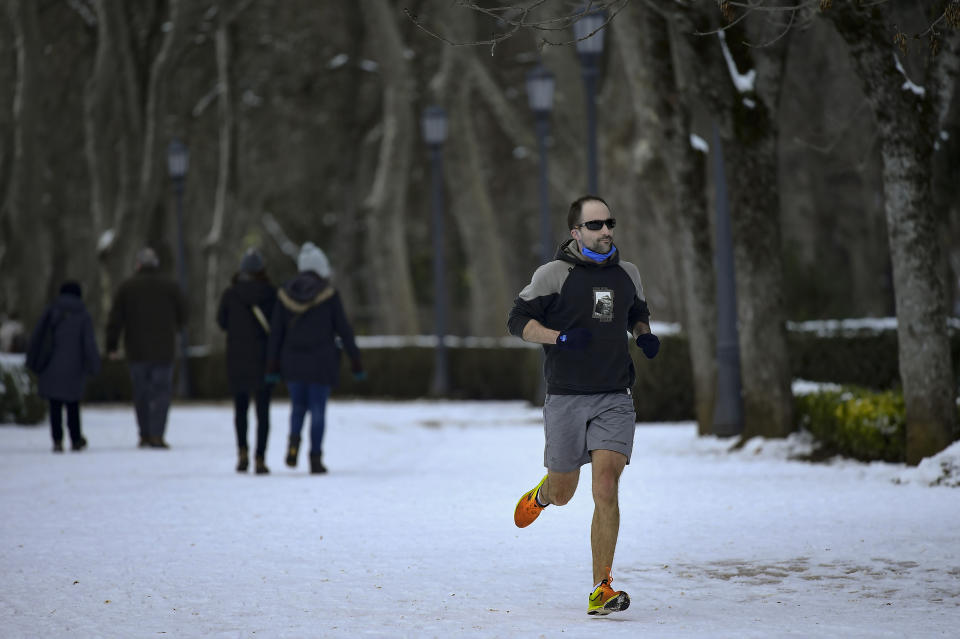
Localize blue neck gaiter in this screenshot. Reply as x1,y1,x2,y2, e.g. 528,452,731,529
581,243,617,263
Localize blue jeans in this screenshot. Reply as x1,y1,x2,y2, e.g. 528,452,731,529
287,382,331,454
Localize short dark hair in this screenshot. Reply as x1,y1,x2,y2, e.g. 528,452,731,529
59,280,82,298
567,195,609,230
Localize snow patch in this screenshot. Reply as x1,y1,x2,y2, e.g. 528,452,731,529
327,53,349,69
97,229,115,252
792,379,842,395
895,441,960,487
717,30,756,94
689,134,709,153
894,54,925,97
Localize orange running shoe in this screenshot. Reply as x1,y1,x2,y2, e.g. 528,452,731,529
513,474,548,528
587,575,630,616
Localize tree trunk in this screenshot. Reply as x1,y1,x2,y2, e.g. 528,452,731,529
693,12,794,440
618,4,718,435
358,0,420,334
203,16,236,344
1,0,48,323
826,6,957,463
85,0,188,325
427,5,513,337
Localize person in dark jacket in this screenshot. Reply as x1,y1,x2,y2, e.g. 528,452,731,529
217,248,277,474
26,281,101,452
267,242,364,474
507,195,661,616
106,247,186,449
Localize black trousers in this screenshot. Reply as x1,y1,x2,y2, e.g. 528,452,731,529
128,362,174,441
234,385,272,458
49,399,81,444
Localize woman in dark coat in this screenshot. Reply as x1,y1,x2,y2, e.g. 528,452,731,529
217,249,277,474
267,242,364,474
26,281,101,452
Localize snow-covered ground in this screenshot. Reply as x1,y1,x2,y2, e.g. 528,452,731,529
1,400,958,638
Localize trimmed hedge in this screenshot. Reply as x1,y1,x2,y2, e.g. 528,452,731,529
7,327,959,432
788,330,960,390
0,364,47,425
82,335,694,422
795,386,907,462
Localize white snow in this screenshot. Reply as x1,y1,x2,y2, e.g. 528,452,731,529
327,54,349,69
96,229,115,253
689,134,709,153
2,400,958,638
717,30,756,94
894,54,925,97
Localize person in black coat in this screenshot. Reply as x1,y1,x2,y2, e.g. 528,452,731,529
217,249,277,474
105,247,186,449
267,242,364,474
26,281,101,452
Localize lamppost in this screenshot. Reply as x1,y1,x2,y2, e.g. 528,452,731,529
526,64,556,265
573,6,606,194
421,106,449,397
710,124,743,436
166,138,191,399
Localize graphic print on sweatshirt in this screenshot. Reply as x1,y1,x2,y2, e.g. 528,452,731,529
592,288,614,322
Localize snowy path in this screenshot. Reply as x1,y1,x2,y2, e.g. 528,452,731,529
1,400,957,638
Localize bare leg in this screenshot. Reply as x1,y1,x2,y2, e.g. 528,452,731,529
541,468,580,506
590,449,627,584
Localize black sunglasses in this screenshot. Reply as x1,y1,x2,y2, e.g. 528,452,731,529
575,218,616,231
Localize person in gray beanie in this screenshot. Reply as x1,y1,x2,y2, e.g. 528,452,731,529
217,248,277,474
267,242,363,474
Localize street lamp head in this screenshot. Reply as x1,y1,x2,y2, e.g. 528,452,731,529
167,138,189,179
525,65,556,115
421,105,448,147
572,6,607,58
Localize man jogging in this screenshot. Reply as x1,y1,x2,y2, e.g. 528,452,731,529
508,195,660,616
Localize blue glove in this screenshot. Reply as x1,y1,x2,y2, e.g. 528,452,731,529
352,371,367,382
636,333,660,359
555,327,592,350
264,373,281,385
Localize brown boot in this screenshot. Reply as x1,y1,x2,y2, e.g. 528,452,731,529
285,435,300,467
254,456,270,475
236,447,249,472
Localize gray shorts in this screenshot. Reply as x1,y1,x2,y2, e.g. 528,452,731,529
542,392,637,472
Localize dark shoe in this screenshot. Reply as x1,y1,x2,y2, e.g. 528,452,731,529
236,447,249,472
285,435,300,468
255,456,270,475
71,437,87,452
309,454,327,475
138,436,149,448
52,441,64,453
148,438,170,449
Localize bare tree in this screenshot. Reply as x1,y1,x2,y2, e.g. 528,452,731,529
823,2,959,463
201,2,254,344
83,0,192,324
1,0,48,323
358,0,420,335
613,3,718,434
425,2,516,336
671,4,796,440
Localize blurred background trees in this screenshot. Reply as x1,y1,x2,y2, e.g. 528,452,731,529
1,1,958,455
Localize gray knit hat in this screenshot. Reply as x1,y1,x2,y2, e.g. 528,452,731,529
239,249,264,274
297,242,331,278
135,247,159,269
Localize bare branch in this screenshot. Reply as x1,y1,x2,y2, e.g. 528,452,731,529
404,0,631,53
